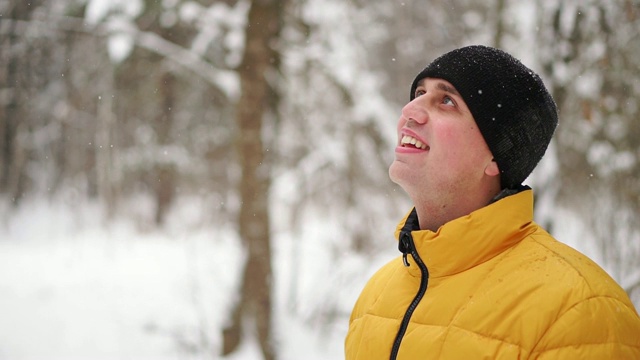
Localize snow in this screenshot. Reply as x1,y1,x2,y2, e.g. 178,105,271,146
587,142,636,176
0,194,345,359
178,2,203,24
574,71,602,98
107,31,135,64
85,0,144,26
186,0,249,66
85,0,143,63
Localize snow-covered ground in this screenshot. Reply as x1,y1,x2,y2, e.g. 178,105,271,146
0,193,349,360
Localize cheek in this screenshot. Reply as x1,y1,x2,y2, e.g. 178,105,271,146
436,123,468,149
437,124,490,160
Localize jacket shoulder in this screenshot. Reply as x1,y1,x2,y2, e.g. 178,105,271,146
518,229,640,357
525,229,632,303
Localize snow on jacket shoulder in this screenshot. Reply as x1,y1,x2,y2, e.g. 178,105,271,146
345,190,640,360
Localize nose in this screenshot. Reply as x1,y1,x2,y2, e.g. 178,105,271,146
401,97,428,125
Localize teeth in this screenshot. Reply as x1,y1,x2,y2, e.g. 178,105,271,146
400,135,427,150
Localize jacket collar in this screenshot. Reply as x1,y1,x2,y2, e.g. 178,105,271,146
395,189,537,278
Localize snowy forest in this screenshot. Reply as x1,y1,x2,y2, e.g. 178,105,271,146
1,0,639,359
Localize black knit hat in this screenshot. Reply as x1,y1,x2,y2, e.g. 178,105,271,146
410,45,558,189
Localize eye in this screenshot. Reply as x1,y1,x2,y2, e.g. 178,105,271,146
442,95,455,107
414,88,426,98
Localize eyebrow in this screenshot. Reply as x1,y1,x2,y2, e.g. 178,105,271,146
436,82,460,96
418,79,461,96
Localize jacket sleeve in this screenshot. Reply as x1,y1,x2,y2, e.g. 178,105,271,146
531,295,640,359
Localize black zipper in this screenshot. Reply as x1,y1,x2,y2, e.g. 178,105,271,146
390,217,430,360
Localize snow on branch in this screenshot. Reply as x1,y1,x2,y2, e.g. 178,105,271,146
0,17,239,101
111,20,239,100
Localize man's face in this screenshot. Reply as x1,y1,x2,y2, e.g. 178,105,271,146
389,78,497,206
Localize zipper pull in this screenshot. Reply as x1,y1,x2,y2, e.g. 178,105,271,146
402,252,410,267
398,231,413,267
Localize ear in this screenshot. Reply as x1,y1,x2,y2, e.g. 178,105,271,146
484,159,500,177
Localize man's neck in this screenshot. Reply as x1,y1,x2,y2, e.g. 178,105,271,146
413,189,503,232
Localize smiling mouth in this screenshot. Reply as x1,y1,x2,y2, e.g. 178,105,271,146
401,135,429,150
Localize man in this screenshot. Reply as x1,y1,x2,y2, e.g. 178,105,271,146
345,45,640,359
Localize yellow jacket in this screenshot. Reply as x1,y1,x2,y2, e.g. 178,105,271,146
346,190,640,359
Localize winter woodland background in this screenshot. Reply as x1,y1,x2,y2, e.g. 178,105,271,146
1,0,639,359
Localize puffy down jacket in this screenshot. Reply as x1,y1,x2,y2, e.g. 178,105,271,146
346,190,640,359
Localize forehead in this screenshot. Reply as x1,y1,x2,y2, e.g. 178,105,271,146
416,78,460,96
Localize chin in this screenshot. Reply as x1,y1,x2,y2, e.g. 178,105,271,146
388,161,409,188
388,161,400,184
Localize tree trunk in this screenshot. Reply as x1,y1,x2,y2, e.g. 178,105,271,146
222,1,285,359
0,0,34,204
154,72,177,225
493,0,507,48
96,82,117,218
